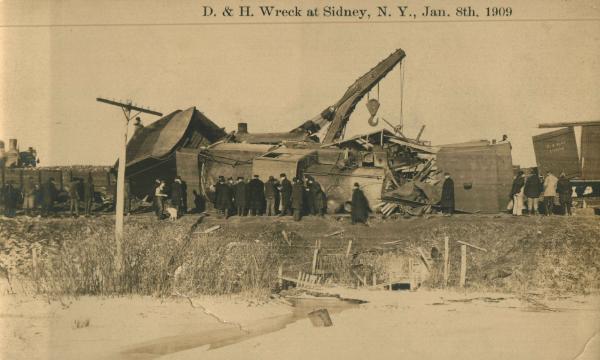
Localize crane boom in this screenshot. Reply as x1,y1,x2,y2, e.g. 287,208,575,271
311,49,406,144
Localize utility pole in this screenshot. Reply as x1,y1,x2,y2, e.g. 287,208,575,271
96,98,162,271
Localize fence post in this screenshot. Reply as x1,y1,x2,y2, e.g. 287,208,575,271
278,265,283,288
311,248,319,274
443,236,449,287
345,240,353,258
460,244,467,288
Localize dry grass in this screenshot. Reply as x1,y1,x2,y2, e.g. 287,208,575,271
1,214,598,297
0,216,288,298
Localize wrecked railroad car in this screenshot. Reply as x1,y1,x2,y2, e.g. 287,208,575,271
122,106,226,198
533,121,600,206
118,48,516,214
435,142,513,213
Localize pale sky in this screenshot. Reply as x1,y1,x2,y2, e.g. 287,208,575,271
1,0,599,167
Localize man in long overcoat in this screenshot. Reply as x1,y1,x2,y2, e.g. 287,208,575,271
171,176,184,216
68,178,81,217
510,171,525,216
215,176,233,219
556,172,572,216
291,177,304,221
307,178,324,216
315,189,326,216
3,182,18,218
440,172,455,215
351,183,369,224
264,176,278,216
41,177,57,217
248,175,265,216
234,177,247,216
542,170,558,216
524,169,542,215
278,173,292,216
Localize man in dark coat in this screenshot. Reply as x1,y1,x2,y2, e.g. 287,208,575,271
556,172,572,216
41,177,57,217
524,169,542,215
234,177,247,216
192,190,205,213
154,179,167,219
3,182,18,218
306,178,323,216
278,173,292,216
316,190,327,216
227,177,236,215
248,174,265,216
510,171,525,216
171,176,184,216
84,174,95,216
214,176,233,219
440,172,455,215
264,176,278,216
291,177,304,221
23,178,37,216
68,178,81,217
351,183,369,225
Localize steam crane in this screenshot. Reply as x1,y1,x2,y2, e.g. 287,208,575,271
293,48,406,144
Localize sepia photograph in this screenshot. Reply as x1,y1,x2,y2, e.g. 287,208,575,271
0,0,599,359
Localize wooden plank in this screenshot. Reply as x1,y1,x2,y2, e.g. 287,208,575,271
460,244,467,288
539,120,600,128
325,230,344,237
311,248,319,274
416,125,426,142
278,265,283,288
457,240,487,252
281,230,291,246
409,258,414,290
444,236,449,287
417,247,431,272
345,240,353,258
202,225,221,234
32,248,38,280
351,270,366,286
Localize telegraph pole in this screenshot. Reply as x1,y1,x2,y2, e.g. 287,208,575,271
96,98,162,271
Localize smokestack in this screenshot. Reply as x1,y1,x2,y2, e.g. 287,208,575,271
9,139,17,151
237,123,248,134
5,139,19,167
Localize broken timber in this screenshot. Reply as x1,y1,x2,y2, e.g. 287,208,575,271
458,240,487,288
278,271,323,289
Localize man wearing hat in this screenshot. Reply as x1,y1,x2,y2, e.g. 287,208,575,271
351,183,369,225
215,176,233,219
171,176,184,216
248,174,265,216
291,177,304,221
278,173,292,216
234,177,247,216
440,172,455,216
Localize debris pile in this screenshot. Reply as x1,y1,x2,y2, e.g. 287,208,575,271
323,129,444,217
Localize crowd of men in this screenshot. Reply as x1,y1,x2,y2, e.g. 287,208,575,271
210,174,325,221
509,169,573,216
204,173,370,224
0,175,97,218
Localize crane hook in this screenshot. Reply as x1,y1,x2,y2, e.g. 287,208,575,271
368,116,379,127
366,98,380,127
